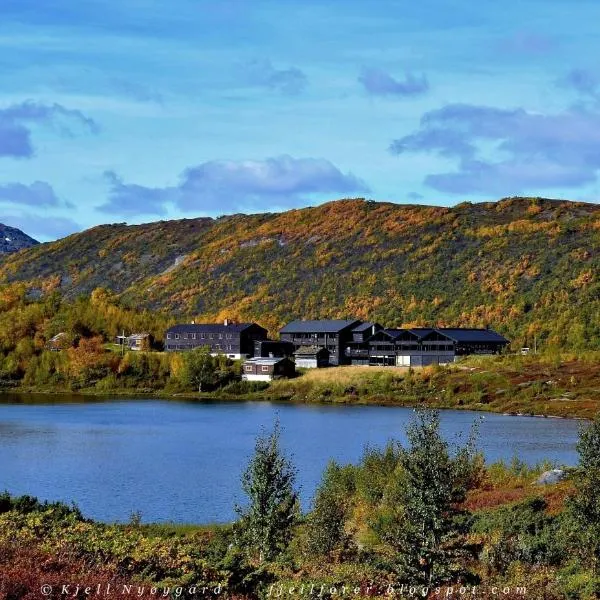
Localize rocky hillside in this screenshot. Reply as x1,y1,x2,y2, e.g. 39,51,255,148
0,224,38,254
0,197,599,348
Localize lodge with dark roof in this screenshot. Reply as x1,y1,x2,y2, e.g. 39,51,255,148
279,319,361,365
164,320,268,359
164,316,510,369
346,325,509,366
279,320,509,368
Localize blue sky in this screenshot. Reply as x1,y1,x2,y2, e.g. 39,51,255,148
1,0,600,240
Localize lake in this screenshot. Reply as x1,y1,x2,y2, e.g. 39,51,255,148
0,397,583,523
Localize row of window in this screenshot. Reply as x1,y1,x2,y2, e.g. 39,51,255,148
166,344,236,351
167,332,234,340
287,333,338,340
244,365,271,372
347,344,456,352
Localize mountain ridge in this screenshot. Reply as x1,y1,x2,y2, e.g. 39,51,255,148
0,223,38,254
1,196,599,348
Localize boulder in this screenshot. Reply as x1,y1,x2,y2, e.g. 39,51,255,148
536,469,566,485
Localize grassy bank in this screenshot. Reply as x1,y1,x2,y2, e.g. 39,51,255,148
263,353,600,419
3,353,600,419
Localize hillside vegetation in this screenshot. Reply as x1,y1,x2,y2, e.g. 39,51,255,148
1,196,600,348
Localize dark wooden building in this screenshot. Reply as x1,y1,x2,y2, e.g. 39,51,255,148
345,326,509,366
164,320,268,358
254,339,295,358
279,319,361,366
242,357,296,381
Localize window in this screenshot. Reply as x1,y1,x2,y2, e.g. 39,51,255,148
191,333,196,340
219,333,223,339
167,333,173,339
226,333,232,339
200,333,205,339
261,366,270,372
209,333,214,339
175,334,180,340
245,365,253,372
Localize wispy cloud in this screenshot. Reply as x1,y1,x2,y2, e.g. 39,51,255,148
358,68,429,98
3,213,81,241
101,170,176,216
0,181,64,207
98,155,369,215
390,103,600,194
558,68,600,101
243,60,308,95
0,101,98,158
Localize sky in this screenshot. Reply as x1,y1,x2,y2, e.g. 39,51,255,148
1,0,600,241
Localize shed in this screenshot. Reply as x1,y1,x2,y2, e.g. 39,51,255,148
242,357,296,381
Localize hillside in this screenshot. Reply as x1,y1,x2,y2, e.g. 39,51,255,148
0,224,38,254
1,197,599,348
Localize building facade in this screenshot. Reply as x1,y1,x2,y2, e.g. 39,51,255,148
164,321,268,359
253,339,295,358
242,357,296,381
279,319,361,366
345,326,509,366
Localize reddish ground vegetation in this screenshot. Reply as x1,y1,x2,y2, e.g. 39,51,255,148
0,543,156,600
463,487,529,512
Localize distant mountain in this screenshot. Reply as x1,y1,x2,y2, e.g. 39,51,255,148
0,223,38,254
0,197,599,347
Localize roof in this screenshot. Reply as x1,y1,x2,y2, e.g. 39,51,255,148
352,321,381,332
166,323,263,334
244,357,290,365
435,328,509,343
383,328,421,340
294,345,329,355
129,333,150,340
280,319,361,333
379,327,509,344
407,328,437,338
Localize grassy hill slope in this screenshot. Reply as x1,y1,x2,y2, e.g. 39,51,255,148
2,196,599,348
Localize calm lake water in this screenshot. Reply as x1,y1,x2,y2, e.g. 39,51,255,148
0,396,583,523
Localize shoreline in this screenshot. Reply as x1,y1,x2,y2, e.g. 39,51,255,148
0,386,590,420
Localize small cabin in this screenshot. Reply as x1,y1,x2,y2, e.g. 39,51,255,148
293,346,330,369
242,357,296,381
116,333,152,351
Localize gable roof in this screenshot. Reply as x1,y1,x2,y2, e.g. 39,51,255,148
166,323,264,334
381,328,424,340
280,319,361,333
352,321,381,332
436,328,509,343
379,327,509,344
407,328,437,339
